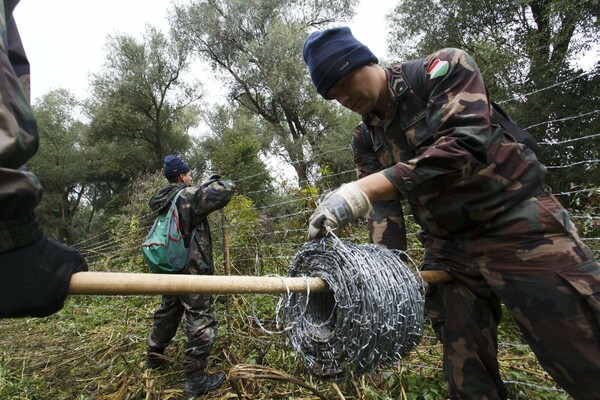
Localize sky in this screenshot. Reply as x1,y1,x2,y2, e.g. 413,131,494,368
13,0,396,103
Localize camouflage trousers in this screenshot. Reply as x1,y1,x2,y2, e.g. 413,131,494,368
147,292,218,373
422,191,600,400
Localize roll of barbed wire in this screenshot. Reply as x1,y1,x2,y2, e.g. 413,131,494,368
282,236,425,380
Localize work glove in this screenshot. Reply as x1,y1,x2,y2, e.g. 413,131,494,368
0,236,88,318
201,174,221,187
308,182,372,240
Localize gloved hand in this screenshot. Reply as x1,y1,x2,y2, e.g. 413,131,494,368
0,236,88,318
201,174,221,187
308,182,372,240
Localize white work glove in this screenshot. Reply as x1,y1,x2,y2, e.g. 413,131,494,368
308,182,372,240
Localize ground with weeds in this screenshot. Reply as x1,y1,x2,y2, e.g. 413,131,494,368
0,292,570,400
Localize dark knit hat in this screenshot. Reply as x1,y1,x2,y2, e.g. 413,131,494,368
163,155,190,179
303,26,378,99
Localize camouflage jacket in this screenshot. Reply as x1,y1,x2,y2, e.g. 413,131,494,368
353,48,545,240
148,176,234,274
0,0,44,252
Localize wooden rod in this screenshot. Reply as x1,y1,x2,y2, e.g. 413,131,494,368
68,270,452,296
421,270,453,284
68,272,328,295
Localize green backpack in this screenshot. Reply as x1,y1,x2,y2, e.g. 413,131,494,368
141,190,190,274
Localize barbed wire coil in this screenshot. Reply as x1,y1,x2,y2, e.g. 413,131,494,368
282,235,425,380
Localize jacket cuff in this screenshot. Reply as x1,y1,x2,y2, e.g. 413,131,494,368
0,213,43,253
382,164,419,195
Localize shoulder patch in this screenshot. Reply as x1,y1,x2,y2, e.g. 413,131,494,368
427,59,449,80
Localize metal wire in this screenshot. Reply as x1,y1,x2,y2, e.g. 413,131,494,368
282,235,425,380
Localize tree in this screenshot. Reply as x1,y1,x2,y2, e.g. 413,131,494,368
86,26,202,176
171,0,359,188
197,104,275,207
29,89,88,242
387,0,599,92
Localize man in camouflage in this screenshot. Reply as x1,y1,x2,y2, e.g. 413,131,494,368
0,0,88,318
145,154,234,398
303,26,600,399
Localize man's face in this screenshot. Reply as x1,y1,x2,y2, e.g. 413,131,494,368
326,64,381,115
180,171,193,185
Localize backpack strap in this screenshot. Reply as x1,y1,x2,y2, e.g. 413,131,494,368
169,189,197,248
402,58,428,102
171,189,184,206
491,101,540,155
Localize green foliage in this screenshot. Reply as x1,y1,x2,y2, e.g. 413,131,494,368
199,105,275,206
79,171,165,272
386,0,599,87
29,89,88,243
86,25,201,183
171,0,358,187
30,25,208,243
565,184,600,253
213,194,263,275
0,295,159,400
310,105,360,189
505,66,600,194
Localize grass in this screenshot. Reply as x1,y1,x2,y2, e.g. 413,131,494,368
0,291,571,400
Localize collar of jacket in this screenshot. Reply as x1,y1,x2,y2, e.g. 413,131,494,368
388,65,410,101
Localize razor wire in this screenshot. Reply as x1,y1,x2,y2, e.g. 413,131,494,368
279,233,425,380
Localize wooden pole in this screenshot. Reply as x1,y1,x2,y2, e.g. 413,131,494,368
220,209,232,337
68,270,452,296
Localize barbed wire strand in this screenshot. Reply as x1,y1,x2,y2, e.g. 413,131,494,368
497,68,600,105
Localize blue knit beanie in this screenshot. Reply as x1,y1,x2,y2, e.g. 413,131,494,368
163,155,190,179
303,26,378,99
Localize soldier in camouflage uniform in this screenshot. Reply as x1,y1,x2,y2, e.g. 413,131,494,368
145,155,234,398
303,26,600,399
0,0,88,318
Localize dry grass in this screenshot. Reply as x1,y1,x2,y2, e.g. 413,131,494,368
0,293,570,400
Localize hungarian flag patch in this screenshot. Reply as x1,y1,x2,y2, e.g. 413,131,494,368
427,59,449,80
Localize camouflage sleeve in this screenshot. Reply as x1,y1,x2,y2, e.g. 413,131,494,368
0,2,44,252
381,48,492,197
352,123,407,250
183,179,235,222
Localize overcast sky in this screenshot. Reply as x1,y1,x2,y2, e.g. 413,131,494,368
13,0,396,103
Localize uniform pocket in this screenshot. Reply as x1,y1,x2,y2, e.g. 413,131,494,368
532,193,571,233
557,260,600,326
533,193,597,261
